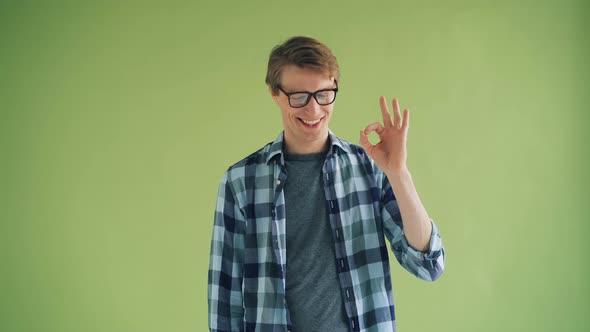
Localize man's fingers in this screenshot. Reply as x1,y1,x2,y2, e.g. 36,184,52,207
364,122,385,135
359,130,376,157
380,96,394,128
402,108,410,130
359,130,372,149
393,98,402,128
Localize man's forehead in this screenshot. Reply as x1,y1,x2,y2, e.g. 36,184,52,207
280,68,334,90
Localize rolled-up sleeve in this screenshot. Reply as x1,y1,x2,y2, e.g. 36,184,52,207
380,175,446,282
208,171,246,331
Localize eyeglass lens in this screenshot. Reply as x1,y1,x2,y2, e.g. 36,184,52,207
289,90,336,107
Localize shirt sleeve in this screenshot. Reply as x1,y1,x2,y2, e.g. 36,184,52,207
379,172,446,282
208,171,246,331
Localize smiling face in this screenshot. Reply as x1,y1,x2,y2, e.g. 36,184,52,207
270,64,337,154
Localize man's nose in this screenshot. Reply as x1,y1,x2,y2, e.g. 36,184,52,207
305,96,322,112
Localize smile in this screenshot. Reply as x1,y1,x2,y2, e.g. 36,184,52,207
298,117,323,128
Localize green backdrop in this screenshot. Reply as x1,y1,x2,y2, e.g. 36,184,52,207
2,1,589,331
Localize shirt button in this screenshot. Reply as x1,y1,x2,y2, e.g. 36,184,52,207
276,179,281,185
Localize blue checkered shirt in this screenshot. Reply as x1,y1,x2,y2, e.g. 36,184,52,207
208,130,445,332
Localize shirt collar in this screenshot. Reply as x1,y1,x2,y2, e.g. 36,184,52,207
265,129,353,165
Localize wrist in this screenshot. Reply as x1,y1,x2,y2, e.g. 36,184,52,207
385,165,411,179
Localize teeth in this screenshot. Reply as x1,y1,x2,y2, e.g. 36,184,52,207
302,118,321,125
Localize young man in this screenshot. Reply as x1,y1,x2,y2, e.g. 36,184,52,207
208,36,445,332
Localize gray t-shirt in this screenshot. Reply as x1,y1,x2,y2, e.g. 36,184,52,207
284,150,349,332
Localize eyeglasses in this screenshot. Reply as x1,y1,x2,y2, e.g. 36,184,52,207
277,80,338,108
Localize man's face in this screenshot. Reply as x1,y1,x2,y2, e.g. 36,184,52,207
271,64,336,153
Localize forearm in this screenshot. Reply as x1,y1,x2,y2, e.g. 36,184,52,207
385,166,432,252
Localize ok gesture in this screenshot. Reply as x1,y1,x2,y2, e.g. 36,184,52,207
359,96,409,174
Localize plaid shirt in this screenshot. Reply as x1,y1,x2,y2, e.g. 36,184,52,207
208,130,445,332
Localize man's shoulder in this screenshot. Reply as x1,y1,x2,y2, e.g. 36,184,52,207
332,135,366,156
225,140,275,175
217,140,275,202
330,134,374,166
331,134,386,182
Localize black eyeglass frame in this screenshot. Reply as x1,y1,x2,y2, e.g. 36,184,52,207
277,79,339,108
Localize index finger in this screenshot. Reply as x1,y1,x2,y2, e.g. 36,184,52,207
379,96,394,127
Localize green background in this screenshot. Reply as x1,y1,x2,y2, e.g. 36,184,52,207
2,1,588,331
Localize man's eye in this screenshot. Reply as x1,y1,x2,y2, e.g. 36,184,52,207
291,94,307,101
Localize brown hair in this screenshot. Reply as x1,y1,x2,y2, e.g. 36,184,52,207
265,36,340,96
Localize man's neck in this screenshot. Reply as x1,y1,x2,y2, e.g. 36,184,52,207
283,133,330,155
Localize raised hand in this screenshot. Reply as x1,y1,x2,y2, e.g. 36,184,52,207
359,96,409,174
